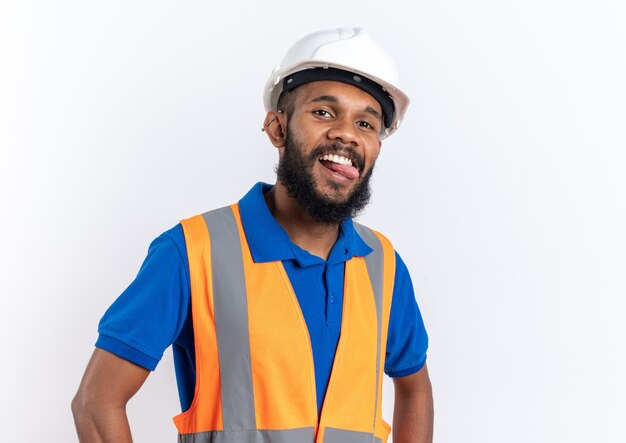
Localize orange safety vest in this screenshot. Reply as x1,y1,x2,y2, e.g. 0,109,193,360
174,203,396,443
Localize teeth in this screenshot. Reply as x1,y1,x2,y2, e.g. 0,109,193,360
320,154,353,166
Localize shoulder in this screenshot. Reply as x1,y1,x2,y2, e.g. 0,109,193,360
350,221,416,297
179,205,237,242
96,223,192,370
153,224,186,254
140,224,189,274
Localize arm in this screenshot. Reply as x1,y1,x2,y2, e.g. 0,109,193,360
71,348,150,443
392,364,434,443
71,227,189,441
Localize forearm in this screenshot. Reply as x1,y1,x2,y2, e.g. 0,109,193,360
72,400,133,443
392,390,433,443
392,376,434,443
72,349,150,443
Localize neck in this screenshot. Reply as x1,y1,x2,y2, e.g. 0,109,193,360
264,182,341,260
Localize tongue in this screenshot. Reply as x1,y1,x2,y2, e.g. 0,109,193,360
321,160,360,179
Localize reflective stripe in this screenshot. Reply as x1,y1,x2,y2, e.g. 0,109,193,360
179,427,315,443
353,223,384,437
353,223,383,332
202,207,256,431
323,427,382,443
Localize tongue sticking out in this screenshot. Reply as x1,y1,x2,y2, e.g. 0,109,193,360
320,160,360,180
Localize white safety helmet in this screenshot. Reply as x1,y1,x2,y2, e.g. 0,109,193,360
263,27,410,139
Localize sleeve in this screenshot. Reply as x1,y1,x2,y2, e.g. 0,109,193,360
384,251,429,377
95,224,191,371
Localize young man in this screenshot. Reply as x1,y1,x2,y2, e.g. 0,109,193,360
72,28,433,443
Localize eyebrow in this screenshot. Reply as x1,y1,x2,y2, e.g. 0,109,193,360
310,95,338,104
364,106,382,121
309,95,383,121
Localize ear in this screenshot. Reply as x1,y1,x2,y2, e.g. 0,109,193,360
263,111,286,148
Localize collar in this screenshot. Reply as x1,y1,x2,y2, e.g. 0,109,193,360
237,182,373,267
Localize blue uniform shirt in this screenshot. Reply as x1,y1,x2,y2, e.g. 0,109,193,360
97,182,428,414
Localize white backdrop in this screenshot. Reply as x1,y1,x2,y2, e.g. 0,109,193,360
1,1,625,442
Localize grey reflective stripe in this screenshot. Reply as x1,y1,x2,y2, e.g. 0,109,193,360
353,222,384,439
202,207,256,431
323,427,381,443
352,223,383,329
179,427,315,443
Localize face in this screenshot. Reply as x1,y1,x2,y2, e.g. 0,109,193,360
275,81,383,224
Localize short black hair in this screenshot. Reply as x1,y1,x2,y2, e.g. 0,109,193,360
276,88,298,118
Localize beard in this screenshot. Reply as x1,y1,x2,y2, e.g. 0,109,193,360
276,127,374,225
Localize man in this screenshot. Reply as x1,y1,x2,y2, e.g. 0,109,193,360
72,27,433,443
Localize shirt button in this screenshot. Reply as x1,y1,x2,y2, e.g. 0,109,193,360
330,295,335,303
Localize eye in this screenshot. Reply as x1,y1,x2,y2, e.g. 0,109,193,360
357,120,376,131
313,109,334,118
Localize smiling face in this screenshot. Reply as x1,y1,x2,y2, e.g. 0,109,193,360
284,81,383,197
270,81,384,224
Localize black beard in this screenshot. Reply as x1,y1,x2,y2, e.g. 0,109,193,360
276,128,374,225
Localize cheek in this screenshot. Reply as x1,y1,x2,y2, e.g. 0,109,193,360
365,142,382,162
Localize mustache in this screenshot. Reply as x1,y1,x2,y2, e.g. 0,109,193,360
309,143,365,173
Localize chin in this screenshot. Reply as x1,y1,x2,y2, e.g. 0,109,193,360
316,186,354,203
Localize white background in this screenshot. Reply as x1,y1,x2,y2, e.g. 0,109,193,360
1,1,625,442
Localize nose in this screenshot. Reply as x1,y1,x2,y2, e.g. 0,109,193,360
326,117,359,147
